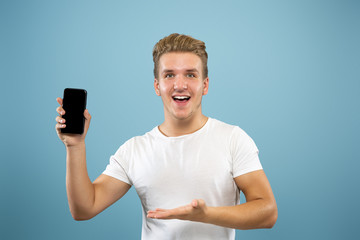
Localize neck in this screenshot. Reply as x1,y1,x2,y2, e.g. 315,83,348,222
159,113,208,137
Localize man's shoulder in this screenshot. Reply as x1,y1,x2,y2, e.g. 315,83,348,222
119,126,158,148
209,118,240,132
208,117,250,139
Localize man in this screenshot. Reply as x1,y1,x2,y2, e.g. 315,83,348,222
55,33,277,239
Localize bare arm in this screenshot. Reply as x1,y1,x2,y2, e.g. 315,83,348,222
206,170,278,229
147,170,277,229
55,97,131,220
65,144,131,220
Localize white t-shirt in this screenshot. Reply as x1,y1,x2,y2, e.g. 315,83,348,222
103,118,262,240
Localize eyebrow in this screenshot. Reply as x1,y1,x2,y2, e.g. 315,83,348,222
185,69,199,73
162,69,199,73
162,69,174,73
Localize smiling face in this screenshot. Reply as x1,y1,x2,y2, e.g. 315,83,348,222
154,52,209,122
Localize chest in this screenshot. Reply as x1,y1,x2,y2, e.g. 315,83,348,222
127,139,237,210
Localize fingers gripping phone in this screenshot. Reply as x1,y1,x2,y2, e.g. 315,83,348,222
61,88,87,134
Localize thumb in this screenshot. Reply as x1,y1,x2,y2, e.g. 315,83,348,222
191,199,199,208
83,109,91,134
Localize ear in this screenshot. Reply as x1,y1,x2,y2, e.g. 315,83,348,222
202,77,209,96
154,78,161,96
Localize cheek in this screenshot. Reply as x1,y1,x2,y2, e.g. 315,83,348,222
158,83,172,95
159,85,167,93
190,83,204,96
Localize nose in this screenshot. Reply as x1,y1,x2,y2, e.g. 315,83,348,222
173,75,188,90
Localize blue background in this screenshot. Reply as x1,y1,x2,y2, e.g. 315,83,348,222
1,0,359,239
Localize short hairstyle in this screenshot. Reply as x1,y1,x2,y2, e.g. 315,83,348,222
152,33,208,79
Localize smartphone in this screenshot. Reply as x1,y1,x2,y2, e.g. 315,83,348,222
61,88,87,134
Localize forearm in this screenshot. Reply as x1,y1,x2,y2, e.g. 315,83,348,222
66,143,95,220
204,199,278,230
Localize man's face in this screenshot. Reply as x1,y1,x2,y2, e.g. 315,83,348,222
154,52,209,121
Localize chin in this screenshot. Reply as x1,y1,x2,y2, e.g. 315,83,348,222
173,112,193,121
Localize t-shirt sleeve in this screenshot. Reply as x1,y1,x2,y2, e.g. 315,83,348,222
102,141,133,186
230,126,263,178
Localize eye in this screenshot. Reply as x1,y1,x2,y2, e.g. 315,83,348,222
186,73,195,78
165,73,175,78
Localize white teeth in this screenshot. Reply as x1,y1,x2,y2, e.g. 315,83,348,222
173,96,190,100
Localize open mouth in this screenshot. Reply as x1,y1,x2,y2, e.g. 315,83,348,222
172,96,191,102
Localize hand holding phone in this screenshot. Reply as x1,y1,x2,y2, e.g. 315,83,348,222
55,88,91,147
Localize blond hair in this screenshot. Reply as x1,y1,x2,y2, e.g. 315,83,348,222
152,33,208,79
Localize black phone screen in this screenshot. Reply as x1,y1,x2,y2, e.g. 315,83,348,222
61,88,87,134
